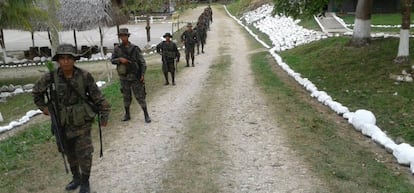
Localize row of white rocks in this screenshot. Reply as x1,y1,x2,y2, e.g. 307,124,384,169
0,84,35,102
0,81,106,133
0,53,112,67
0,46,166,68
225,4,414,173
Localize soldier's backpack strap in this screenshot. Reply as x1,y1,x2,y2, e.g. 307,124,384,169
61,72,104,157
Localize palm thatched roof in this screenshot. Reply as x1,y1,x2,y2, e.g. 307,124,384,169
58,0,113,31
32,0,128,31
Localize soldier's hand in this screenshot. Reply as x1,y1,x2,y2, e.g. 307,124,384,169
119,57,129,64
140,75,145,82
42,107,50,116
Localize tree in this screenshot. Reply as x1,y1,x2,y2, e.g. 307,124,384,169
272,0,329,19
349,0,373,47
0,0,47,64
394,0,412,64
122,0,166,47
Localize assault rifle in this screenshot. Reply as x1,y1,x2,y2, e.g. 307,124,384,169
46,62,69,173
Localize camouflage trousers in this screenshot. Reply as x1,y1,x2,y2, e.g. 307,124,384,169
162,59,175,73
184,45,195,65
120,79,147,108
64,130,93,176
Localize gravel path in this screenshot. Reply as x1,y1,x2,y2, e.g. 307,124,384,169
87,5,328,193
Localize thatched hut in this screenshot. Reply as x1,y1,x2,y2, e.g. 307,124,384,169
31,0,128,56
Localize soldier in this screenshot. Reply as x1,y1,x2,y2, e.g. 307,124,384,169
111,28,151,123
32,43,111,193
156,32,180,85
180,23,198,67
205,5,213,30
194,22,207,54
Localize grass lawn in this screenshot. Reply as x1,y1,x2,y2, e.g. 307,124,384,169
337,12,413,33
252,50,414,193
338,12,409,26
280,36,414,145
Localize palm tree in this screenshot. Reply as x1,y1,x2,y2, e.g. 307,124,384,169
0,0,47,64
349,0,373,47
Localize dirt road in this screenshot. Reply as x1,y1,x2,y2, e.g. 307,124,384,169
88,5,327,193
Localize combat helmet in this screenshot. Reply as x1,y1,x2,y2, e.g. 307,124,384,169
52,43,80,61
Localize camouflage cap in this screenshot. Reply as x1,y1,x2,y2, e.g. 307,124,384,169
163,32,173,38
118,28,131,36
187,22,192,27
52,44,80,61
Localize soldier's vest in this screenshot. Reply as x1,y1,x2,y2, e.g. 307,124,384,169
53,70,96,127
162,42,177,59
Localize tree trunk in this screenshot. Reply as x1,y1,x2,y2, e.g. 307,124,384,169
0,29,6,65
394,0,412,64
31,31,35,47
73,30,78,53
350,0,373,47
48,0,59,58
100,26,112,82
145,14,151,49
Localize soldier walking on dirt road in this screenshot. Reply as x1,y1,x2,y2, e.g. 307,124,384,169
32,44,111,193
156,32,180,85
111,28,151,123
181,23,198,67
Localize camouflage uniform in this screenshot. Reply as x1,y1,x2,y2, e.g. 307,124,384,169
194,22,207,54
156,34,180,85
111,29,151,123
181,23,198,67
205,5,213,24
112,42,147,108
33,49,110,193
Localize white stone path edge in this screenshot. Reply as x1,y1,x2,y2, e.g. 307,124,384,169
0,81,106,134
224,4,414,174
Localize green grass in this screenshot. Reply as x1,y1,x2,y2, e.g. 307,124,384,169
338,13,408,25
251,51,414,193
0,94,37,123
0,76,40,87
226,0,253,16
280,36,414,144
161,54,230,193
298,17,322,30
337,12,412,33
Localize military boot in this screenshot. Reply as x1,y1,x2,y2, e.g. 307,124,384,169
79,174,90,193
171,72,176,86
142,107,151,123
122,106,130,121
65,168,81,191
164,72,169,85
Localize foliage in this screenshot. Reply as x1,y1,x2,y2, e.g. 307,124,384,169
123,0,169,14
0,0,48,30
272,0,330,19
